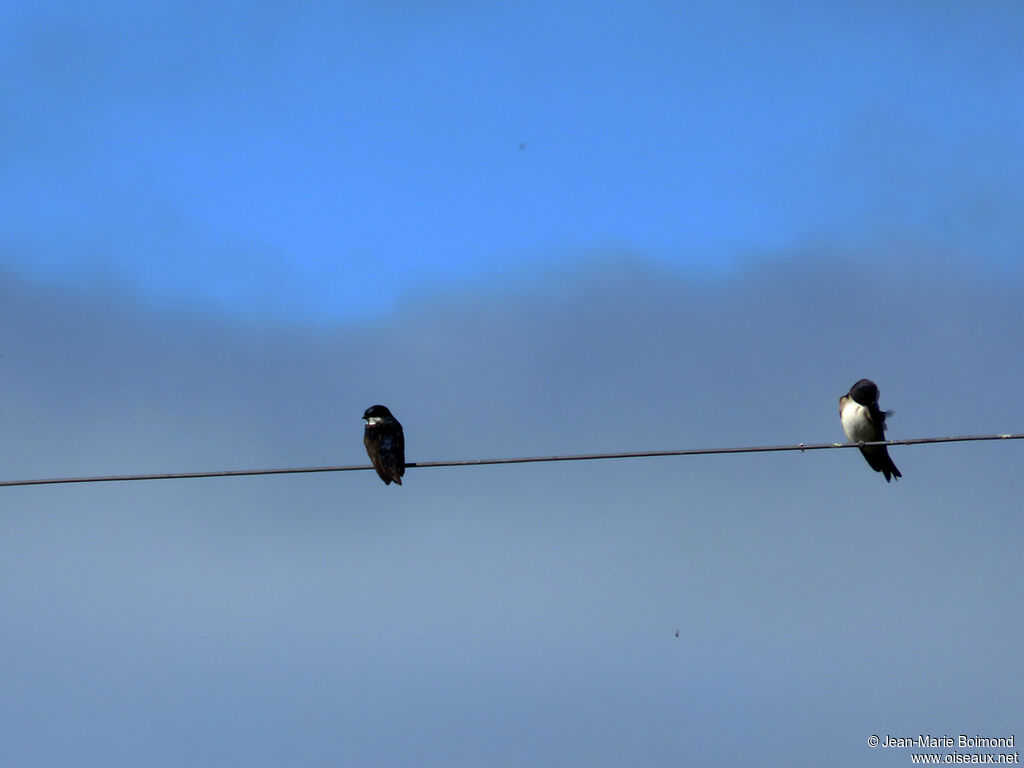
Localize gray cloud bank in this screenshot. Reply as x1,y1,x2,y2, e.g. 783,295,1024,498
0,253,1021,766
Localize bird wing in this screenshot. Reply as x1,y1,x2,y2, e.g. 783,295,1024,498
379,426,406,482
866,403,888,436
394,425,405,476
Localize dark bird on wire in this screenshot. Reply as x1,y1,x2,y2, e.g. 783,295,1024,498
363,404,405,485
838,379,902,482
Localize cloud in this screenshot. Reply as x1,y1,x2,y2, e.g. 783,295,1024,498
0,253,1021,765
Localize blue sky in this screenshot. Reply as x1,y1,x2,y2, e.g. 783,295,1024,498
2,3,1023,767
3,0,1022,319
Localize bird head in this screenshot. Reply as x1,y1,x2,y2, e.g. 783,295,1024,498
362,404,394,426
848,379,880,406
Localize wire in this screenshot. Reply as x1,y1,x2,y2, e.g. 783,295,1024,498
0,433,1020,488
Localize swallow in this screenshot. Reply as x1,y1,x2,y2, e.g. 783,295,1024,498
838,378,902,482
362,404,405,486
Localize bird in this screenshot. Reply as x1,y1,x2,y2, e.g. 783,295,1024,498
362,405,405,485
838,379,902,482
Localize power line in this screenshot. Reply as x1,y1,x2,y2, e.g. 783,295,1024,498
0,433,1020,488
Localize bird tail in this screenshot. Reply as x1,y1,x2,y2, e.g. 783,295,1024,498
862,446,902,482
883,462,902,483
878,453,901,482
